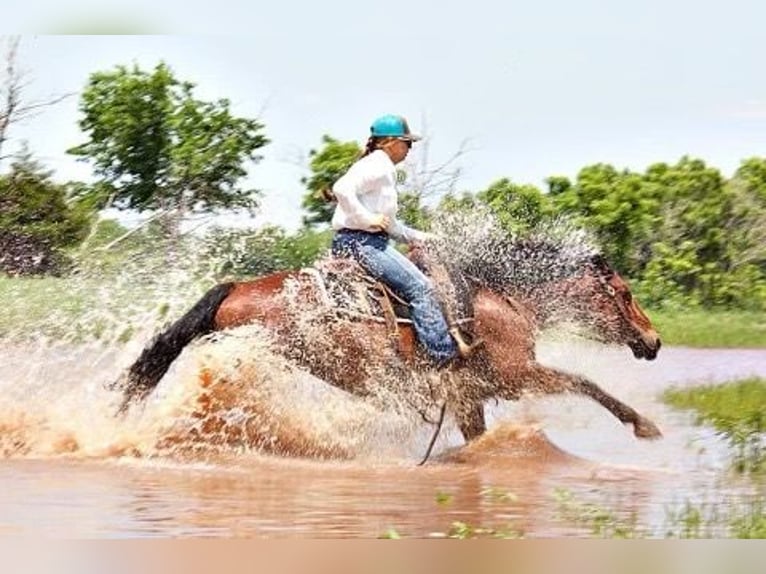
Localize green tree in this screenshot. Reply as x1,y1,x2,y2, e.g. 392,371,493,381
0,152,90,274
202,225,331,278
437,191,479,215
552,163,661,276
300,135,360,227
477,178,554,234
637,157,763,308
728,157,766,271
732,157,766,201
545,175,573,198
644,157,731,261
68,62,269,236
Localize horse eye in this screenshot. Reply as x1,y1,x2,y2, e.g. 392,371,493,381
605,284,616,296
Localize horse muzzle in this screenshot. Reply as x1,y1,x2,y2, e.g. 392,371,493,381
629,334,661,360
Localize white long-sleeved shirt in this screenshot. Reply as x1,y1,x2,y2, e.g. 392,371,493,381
331,150,427,244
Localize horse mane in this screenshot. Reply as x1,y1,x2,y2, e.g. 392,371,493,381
429,212,609,293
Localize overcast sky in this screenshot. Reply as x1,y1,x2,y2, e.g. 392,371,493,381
3,1,765,229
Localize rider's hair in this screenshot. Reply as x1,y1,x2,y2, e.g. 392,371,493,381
360,136,396,159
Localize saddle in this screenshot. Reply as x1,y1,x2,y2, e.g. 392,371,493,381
302,258,412,326
299,257,478,359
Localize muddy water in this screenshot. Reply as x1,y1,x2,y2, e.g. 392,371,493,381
0,335,764,538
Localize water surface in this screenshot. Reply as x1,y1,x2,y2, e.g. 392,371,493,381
0,339,764,537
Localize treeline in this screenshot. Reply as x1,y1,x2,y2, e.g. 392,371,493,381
298,137,766,311
467,156,766,310
1,57,764,312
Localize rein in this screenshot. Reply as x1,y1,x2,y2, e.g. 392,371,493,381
418,402,447,466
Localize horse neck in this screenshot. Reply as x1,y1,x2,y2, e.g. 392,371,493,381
514,278,581,328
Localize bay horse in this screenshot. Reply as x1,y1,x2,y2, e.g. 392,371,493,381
112,223,663,445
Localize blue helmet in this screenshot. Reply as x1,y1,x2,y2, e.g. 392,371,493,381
370,114,421,141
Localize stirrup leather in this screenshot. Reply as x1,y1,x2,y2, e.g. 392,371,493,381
449,326,483,358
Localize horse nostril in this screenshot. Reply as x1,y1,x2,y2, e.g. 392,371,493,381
656,338,662,350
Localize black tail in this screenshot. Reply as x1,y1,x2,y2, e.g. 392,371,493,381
114,282,236,412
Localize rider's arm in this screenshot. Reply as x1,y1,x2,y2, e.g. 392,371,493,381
388,219,432,244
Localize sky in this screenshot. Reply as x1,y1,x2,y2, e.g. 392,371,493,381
2,1,765,230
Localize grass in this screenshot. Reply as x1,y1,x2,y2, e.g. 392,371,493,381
380,486,765,539
0,262,207,344
662,378,766,474
0,275,95,340
648,309,766,348
554,490,766,539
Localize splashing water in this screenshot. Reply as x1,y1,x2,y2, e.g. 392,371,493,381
1,219,764,537
0,228,447,462
429,208,602,289
0,211,632,463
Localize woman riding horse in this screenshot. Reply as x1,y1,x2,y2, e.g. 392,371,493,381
330,114,473,367
113,212,663,445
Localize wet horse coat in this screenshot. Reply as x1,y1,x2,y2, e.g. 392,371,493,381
115,233,663,444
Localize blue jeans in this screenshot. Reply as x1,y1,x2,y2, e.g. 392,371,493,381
332,229,457,365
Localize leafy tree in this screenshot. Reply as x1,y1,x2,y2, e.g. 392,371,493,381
545,175,573,197
202,225,331,278
634,156,766,308
0,152,90,275
68,62,269,236
640,158,735,305
551,163,661,275
727,157,766,271
300,135,360,227
437,191,479,215
732,157,766,201
477,178,554,234
644,157,731,260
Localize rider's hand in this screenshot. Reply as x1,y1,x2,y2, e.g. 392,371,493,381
370,214,391,231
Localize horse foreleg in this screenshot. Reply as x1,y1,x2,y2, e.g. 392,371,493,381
514,365,662,439
455,401,487,442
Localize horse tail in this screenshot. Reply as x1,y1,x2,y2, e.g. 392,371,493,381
114,282,236,412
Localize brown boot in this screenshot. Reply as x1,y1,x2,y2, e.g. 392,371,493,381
449,327,483,359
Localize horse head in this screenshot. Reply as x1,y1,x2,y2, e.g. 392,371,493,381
423,218,663,362
566,254,661,360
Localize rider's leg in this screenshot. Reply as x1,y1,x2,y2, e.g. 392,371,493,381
406,243,483,358
356,242,458,366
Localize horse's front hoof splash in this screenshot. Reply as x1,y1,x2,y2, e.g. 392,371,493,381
633,417,662,440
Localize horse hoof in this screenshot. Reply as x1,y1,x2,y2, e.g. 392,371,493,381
634,419,662,440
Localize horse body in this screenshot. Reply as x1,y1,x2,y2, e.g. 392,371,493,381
116,233,663,447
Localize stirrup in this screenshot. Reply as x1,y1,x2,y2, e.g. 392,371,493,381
449,327,483,359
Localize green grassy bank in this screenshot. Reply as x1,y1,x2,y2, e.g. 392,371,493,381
649,309,766,348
